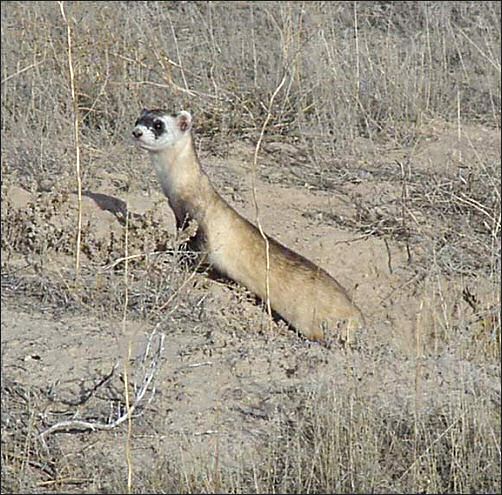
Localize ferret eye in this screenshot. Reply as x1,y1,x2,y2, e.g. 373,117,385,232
153,121,163,131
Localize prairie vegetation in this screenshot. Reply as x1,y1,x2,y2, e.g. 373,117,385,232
1,1,500,493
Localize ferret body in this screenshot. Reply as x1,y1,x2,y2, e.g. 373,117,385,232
132,109,364,341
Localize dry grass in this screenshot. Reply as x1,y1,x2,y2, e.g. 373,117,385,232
1,2,500,148
2,355,499,493
1,1,500,494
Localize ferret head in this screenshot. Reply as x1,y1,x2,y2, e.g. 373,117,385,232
132,109,192,152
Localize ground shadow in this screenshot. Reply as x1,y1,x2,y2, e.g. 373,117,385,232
82,191,132,225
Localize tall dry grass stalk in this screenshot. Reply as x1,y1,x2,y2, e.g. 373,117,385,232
413,299,424,488
58,1,82,277
121,205,133,494
250,74,287,333
353,1,360,96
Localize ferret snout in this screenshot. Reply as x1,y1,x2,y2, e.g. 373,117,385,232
132,128,143,138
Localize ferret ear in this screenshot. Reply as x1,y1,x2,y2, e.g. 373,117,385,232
140,108,149,117
177,111,192,133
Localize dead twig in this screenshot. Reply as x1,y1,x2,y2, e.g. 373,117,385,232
1,58,46,85
39,323,165,440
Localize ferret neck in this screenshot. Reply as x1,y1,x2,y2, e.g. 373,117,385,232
153,133,197,167
149,134,200,185
148,133,212,227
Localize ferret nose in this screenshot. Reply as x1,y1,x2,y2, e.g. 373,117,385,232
132,128,143,138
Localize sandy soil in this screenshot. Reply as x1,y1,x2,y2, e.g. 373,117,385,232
1,122,500,490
